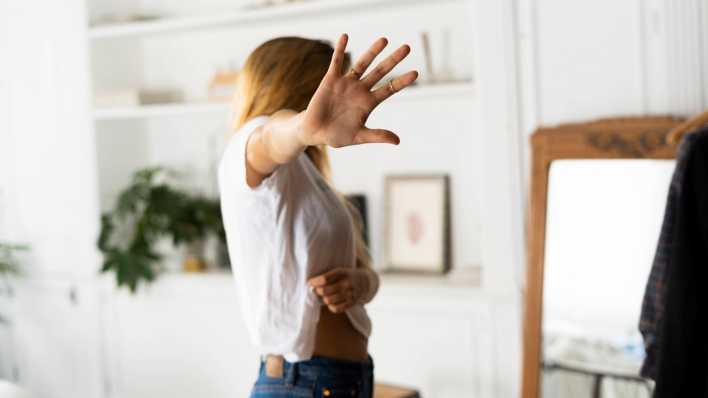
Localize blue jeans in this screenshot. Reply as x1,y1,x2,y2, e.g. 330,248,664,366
250,356,374,398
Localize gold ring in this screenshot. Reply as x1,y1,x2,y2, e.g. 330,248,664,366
348,68,362,78
388,79,396,93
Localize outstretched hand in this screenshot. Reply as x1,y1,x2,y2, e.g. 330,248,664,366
299,34,418,148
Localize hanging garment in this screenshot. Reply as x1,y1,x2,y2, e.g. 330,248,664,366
638,129,699,379
639,125,708,396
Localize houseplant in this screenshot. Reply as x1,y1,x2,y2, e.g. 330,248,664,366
0,243,27,279
98,167,225,292
0,243,27,326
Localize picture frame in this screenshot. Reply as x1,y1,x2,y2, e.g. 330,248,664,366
384,174,450,274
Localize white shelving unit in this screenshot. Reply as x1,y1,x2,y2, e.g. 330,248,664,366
90,0,480,279
89,0,462,39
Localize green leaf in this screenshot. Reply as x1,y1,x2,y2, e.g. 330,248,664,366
96,165,226,293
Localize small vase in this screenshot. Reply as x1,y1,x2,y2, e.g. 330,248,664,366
183,241,207,273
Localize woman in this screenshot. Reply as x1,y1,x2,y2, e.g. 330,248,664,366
218,34,417,398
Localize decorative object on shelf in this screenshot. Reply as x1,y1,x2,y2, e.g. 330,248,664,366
384,175,450,274
183,241,207,273
98,167,225,292
419,30,472,85
247,0,306,7
208,69,240,102
420,32,435,83
89,13,161,28
94,88,183,108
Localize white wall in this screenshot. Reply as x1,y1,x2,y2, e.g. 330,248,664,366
0,0,11,241
3,1,105,396
703,0,708,107
4,0,101,279
534,0,646,125
517,0,708,170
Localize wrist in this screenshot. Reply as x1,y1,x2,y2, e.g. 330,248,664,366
354,267,378,304
293,111,314,147
263,111,308,164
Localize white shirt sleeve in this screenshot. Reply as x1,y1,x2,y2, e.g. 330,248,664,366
219,115,285,197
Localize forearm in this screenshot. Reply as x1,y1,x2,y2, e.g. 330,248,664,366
246,109,308,180
356,266,380,304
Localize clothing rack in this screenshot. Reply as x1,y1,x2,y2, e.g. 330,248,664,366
667,110,708,144
543,361,654,398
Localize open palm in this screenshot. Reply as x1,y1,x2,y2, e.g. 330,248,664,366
300,34,418,148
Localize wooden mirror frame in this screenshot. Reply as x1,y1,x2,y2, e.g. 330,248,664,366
520,116,683,398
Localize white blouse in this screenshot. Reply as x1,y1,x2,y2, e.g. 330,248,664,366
218,116,372,362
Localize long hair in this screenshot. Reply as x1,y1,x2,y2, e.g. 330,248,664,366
232,36,371,269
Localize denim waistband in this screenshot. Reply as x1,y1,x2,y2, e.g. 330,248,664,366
262,355,374,380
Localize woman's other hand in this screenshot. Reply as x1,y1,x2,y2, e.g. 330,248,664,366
307,267,371,313
299,34,418,148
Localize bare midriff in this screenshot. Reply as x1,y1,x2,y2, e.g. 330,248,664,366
312,306,369,362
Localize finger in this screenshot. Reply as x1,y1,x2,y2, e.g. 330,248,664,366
323,291,349,306
328,302,351,314
349,37,388,78
315,281,348,296
327,33,349,76
354,128,400,146
308,268,347,287
372,70,419,104
361,44,411,88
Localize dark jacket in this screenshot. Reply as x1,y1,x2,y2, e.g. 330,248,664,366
646,127,708,396
638,132,692,379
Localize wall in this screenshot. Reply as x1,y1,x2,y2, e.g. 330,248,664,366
0,0,10,240
703,0,708,107
4,0,101,280
517,0,708,174
3,1,105,396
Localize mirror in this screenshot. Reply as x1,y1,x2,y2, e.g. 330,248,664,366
521,117,682,398
542,159,673,397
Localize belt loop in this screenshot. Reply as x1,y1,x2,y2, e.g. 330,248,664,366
285,361,298,387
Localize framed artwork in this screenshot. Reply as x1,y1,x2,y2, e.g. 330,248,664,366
384,175,450,274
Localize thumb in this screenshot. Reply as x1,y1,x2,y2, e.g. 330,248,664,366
308,268,347,287
354,128,400,145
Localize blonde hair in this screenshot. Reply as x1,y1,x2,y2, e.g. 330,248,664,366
233,37,371,269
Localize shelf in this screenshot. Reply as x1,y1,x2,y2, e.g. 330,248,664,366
93,101,228,121
116,269,503,309
89,0,462,39
93,82,475,121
